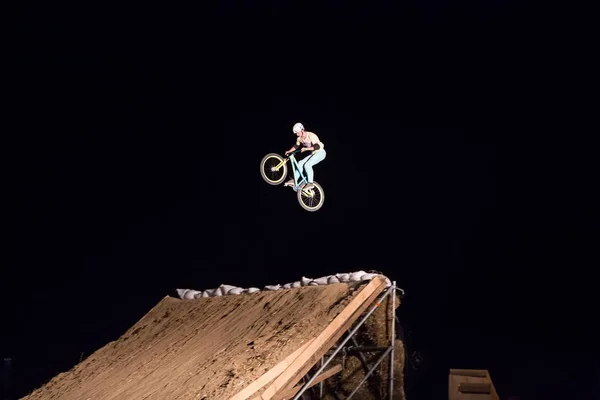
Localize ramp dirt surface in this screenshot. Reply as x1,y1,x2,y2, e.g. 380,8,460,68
21,283,364,400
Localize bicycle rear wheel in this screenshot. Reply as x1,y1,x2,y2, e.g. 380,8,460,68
260,153,288,185
297,181,325,212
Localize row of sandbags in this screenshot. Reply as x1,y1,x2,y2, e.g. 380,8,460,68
176,270,392,300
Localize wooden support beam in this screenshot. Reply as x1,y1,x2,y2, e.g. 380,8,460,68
272,364,342,400
459,382,491,394
229,339,315,400
254,277,387,400
450,369,488,377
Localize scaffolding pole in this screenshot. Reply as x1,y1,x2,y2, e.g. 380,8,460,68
319,356,324,398
346,346,389,353
291,284,395,400
390,281,397,399
347,346,394,400
351,337,376,371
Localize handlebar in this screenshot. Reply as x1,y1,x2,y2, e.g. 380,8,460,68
285,149,302,157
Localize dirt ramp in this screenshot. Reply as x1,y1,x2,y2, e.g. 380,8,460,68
21,283,361,400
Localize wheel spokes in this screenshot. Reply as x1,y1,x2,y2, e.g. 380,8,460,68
300,187,322,209
263,158,284,181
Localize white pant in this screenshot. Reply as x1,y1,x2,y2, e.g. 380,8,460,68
297,149,326,183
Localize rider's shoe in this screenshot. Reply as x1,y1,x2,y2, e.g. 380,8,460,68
304,182,315,190
284,179,294,187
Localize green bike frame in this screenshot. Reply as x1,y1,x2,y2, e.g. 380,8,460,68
274,150,307,190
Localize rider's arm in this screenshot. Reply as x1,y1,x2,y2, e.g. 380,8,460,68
301,142,321,152
285,140,301,154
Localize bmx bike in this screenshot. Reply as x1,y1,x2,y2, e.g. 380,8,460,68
260,149,325,212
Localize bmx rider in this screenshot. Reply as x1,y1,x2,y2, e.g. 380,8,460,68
284,122,326,190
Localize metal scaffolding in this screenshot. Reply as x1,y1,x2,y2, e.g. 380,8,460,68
291,281,403,400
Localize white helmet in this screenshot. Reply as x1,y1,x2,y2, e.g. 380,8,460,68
292,122,304,134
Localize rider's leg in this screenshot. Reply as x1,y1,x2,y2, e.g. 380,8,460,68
297,156,310,177
300,149,326,189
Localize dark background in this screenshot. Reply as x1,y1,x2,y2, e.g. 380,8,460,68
5,1,597,399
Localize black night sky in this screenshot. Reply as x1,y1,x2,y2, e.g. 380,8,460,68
5,1,598,399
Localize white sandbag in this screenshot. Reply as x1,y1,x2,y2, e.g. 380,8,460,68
184,290,200,300
360,273,378,281
219,285,237,296
349,271,367,281
175,270,396,300
202,288,218,297
227,287,245,295
313,276,329,285
301,276,313,286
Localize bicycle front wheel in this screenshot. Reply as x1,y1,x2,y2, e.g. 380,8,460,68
260,153,288,185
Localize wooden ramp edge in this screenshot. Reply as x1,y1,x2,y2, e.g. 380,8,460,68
248,276,388,400
273,364,342,400
229,339,316,400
